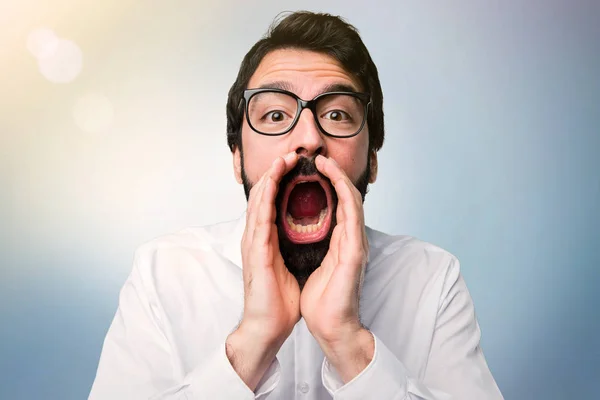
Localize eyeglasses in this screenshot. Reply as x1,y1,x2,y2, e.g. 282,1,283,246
242,88,371,138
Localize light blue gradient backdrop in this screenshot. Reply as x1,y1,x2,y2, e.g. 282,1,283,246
1,1,599,399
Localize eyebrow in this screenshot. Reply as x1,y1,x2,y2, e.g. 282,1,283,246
256,81,362,96
257,81,295,91
320,83,361,94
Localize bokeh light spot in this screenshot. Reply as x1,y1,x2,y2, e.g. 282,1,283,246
26,28,60,60
73,93,115,134
37,38,83,83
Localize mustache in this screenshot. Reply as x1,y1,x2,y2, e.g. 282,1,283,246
278,155,330,189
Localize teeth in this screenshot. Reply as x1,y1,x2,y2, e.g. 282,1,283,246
286,207,328,234
319,208,327,221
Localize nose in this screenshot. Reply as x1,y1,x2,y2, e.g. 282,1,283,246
290,108,326,157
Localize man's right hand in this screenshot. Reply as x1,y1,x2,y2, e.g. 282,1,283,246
226,151,300,391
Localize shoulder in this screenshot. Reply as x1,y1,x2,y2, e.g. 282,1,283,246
365,226,460,289
134,219,235,261
130,216,244,289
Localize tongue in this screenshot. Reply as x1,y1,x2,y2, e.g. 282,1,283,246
288,182,327,219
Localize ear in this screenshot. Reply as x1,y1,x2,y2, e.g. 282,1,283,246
232,146,243,184
368,149,378,184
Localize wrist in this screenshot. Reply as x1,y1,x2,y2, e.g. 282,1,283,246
228,322,285,364
318,327,374,384
225,325,285,391
311,319,363,347
237,319,291,349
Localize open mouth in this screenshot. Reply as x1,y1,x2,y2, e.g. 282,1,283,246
279,175,333,244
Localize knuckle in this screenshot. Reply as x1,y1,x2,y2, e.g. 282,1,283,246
255,216,272,229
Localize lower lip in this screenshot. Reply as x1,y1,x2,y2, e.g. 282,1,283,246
280,178,333,244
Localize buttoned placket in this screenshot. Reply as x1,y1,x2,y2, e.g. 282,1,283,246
293,318,329,399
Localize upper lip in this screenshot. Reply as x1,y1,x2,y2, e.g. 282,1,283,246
287,174,327,187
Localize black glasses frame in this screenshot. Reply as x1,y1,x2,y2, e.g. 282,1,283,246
242,88,371,138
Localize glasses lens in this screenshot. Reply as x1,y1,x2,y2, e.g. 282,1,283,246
247,91,367,136
248,91,298,135
316,94,365,137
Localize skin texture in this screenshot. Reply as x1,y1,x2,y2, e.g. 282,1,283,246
226,49,379,390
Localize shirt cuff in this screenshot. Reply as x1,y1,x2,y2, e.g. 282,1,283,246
255,356,281,397
321,333,409,399
183,341,281,399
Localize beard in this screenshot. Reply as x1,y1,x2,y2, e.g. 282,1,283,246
241,151,371,288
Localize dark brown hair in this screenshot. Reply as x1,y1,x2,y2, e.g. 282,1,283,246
226,11,384,153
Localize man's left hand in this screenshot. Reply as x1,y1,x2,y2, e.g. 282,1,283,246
300,154,375,384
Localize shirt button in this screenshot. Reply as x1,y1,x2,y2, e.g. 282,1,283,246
298,382,310,394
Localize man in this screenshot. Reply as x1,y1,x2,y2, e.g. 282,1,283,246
90,11,503,400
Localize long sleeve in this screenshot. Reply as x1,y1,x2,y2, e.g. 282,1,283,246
321,257,503,400
88,251,280,400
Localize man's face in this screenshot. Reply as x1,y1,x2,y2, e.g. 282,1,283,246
233,49,378,286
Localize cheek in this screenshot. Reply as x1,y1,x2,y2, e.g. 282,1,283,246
347,153,369,180
330,137,369,181
241,124,280,183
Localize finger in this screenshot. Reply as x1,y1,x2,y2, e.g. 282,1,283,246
315,155,362,228
246,171,268,221
268,151,299,185
316,155,367,266
247,151,298,218
245,152,297,251
242,174,272,286
258,152,298,222
253,152,299,247
245,173,267,243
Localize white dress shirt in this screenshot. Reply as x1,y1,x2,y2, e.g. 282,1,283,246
89,213,503,399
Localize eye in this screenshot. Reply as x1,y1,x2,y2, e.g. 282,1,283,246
267,111,284,122
261,110,290,123
323,110,351,122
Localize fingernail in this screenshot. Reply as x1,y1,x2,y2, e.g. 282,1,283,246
275,152,296,166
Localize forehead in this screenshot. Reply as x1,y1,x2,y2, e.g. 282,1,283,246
247,49,362,98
